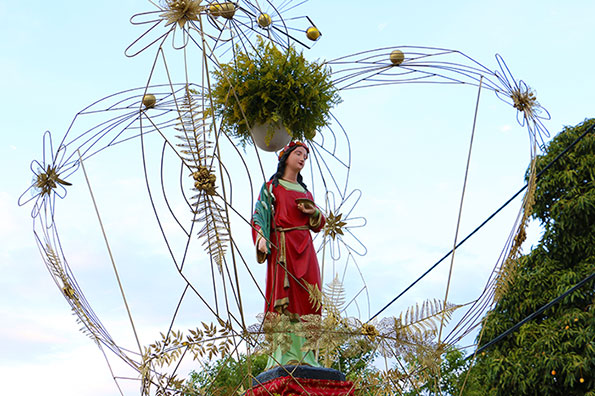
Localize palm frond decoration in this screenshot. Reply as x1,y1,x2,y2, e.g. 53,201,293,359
175,86,211,168
306,274,346,315
397,298,459,337
175,86,230,271
370,298,459,363
192,195,229,271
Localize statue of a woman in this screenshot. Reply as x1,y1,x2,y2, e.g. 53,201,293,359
252,141,325,367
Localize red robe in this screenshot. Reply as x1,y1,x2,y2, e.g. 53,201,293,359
253,180,325,317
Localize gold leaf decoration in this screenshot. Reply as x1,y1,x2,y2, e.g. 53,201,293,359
140,323,235,396
261,312,293,355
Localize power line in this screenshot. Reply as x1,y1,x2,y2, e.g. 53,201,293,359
368,122,595,323
469,271,595,358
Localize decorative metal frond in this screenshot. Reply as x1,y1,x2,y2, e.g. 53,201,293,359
174,86,230,272
323,274,347,315
397,298,460,337
175,87,212,169
306,274,347,322
192,194,229,273
139,323,235,395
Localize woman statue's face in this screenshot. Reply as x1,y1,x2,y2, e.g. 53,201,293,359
285,146,308,173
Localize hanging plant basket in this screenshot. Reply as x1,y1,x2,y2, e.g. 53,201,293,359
251,122,292,152
208,37,341,149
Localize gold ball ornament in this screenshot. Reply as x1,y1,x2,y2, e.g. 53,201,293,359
306,26,321,41
551,370,556,376
257,13,272,28
390,49,405,65
142,94,156,108
209,2,235,19
580,378,585,383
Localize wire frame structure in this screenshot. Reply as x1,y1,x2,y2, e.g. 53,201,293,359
18,1,553,395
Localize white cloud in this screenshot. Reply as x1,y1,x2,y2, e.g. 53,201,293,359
500,124,513,132
0,341,124,396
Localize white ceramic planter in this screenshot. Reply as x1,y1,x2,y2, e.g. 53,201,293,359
251,122,292,152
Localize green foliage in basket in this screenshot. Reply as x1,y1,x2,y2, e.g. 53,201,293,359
209,37,341,145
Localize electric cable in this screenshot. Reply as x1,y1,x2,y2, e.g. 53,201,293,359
469,271,595,358
368,122,595,323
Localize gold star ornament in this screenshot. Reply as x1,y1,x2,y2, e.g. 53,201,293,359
324,211,347,240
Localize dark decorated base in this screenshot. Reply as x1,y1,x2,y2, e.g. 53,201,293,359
248,365,354,396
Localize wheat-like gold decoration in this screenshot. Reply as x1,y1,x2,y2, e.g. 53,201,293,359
44,244,105,343
45,243,75,299
324,211,347,240
493,156,538,301
160,0,205,28
35,165,71,197
175,87,229,271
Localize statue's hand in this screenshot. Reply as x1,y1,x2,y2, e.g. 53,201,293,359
257,236,269,254
297,202,316,215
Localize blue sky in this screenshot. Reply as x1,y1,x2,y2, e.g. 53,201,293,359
2,1,595,395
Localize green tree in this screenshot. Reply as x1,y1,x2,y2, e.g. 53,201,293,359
400,346,482,396
471,119,595,395
185,353,268,396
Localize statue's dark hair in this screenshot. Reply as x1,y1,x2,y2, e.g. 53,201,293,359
270,144,308,190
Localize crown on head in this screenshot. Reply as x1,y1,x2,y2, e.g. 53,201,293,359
278,141,309,160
